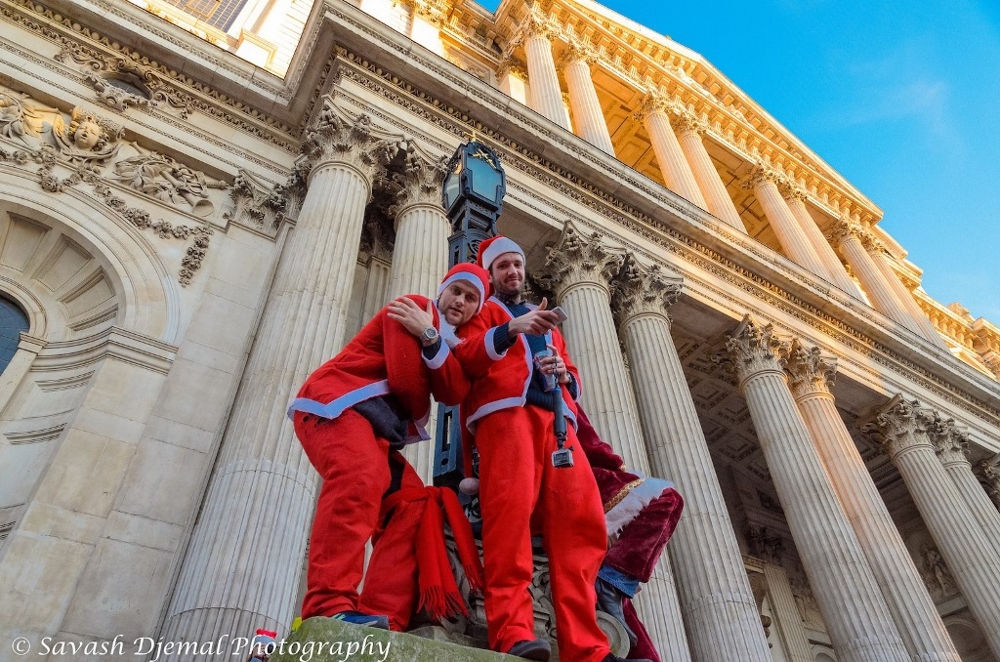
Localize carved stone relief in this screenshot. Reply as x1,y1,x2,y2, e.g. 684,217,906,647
0,84,225,285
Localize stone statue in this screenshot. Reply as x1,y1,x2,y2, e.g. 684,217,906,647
113,150,226,217
52,108,121,164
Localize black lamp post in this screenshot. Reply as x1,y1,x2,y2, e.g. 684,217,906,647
434,139,506,488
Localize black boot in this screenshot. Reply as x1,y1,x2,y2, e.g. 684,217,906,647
595,576,638,647
507,638,552,661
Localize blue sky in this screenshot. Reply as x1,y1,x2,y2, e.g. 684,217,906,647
478,0,1000,324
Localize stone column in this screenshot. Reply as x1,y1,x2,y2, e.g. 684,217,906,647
724,316,909,662
762,563,813,662
386,149,450,482
862,396,1000,659
781,188,861,297
785,342,960,662
744,167,827,277
521,12,570,130
930,419,1000,560
674,115,746,233
863,235,947,349
561,43,615,154
161,106,391,656
979,460,1000,512
640,93,707,208
828,219,923,335
540,224,690,661
614,259,771,662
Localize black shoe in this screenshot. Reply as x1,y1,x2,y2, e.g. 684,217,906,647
507,638,552,660
595,576,638,647
602,655,651,662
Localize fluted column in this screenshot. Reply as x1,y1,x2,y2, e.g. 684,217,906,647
762,563,813,662
785,342,960,661
161,106,390,658
614,260,770,662
828,219,923,334
561,43,615,153
930,419,1000,559
386,150,450,482
781,188,862,297
724,316,908,662
744,167,827,276
541,224,689,661
862,397,1000,658
521,12,570,130
673,116,746,233
979,460,1000,512
640,93,707,208
863,234,947,349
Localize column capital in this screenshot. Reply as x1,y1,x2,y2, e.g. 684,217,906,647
742,164,783,191
976,459,1000,504
782,339,837,398
721,314,785,386
299,100,393,185
412,0,448,24
611,255,683,328
518,6,559,41
537,220,624,297
860,394,936,459
780,183,809,203
826,217,866,248
497,57,528,80
636,89,677,120
671,112,704,137
926,414,971,468
387,143,449,219
558,39,598,67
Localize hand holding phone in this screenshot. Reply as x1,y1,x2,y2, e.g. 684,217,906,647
550,306,568,323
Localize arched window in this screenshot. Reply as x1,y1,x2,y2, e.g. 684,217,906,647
0,294,29,374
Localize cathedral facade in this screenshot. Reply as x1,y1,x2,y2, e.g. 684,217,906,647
1,0,999,660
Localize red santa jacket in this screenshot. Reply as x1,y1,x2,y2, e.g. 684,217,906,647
453,296,581,430
288,295,468,443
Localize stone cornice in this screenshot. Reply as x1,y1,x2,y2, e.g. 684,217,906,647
317,5,1000,431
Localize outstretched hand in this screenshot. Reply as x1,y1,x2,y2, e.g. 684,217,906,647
387,297,435,337
508,297,561,337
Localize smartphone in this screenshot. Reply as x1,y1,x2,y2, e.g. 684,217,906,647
551,306,568,323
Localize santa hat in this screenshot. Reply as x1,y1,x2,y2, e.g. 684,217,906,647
437,263,490,314
476,235,524,272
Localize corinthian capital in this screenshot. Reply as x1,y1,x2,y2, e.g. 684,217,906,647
976,459,1000,508
559,40,597,67
742,164,782,191
636,89,675,120
780,183,809,203
299,100,395,184
611,255,683,328
672,113,704,137
519,6,559,41
859,394,935,459
536,221,624,297
825,217,865,248
721,314,785,385
782,340,837,398
388,143,449,217
925,413,971,467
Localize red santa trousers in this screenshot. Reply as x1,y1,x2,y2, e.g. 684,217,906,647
476,405,610,662
294,409,395,620
358,453,426,631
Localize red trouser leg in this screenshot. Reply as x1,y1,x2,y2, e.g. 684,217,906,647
476,409,543,653
358,455,425,631
477,406,611,661
294,410,391,620
532,408,612,662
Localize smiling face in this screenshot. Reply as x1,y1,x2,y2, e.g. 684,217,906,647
438,279,481,327
490,252,525,298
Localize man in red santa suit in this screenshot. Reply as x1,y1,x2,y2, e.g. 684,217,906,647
287,263,489,630
453,235,646,662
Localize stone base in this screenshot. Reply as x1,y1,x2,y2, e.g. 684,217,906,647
270,618,522,661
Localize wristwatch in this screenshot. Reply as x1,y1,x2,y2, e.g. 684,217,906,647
420,326,440,346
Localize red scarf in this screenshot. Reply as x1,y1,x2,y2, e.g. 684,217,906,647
379,487,484,621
